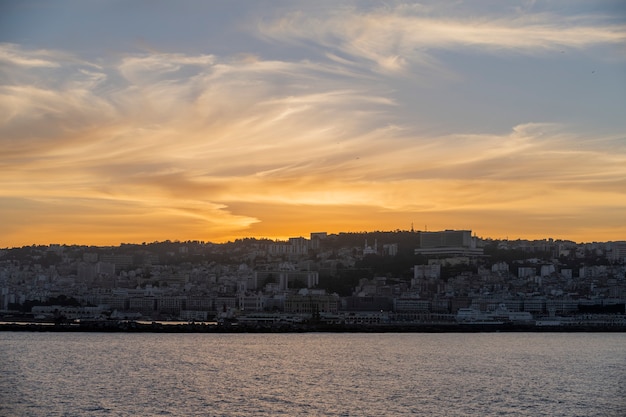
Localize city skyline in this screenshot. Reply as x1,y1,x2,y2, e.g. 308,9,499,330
1,1,625,247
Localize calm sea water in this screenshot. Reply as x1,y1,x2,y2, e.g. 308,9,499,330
0,332,624,417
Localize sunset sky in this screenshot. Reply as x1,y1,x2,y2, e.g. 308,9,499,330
1,0,625,247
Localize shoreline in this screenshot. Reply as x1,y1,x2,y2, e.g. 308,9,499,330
2,321,625,333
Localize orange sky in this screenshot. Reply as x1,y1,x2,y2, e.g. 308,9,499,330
1,2,626,247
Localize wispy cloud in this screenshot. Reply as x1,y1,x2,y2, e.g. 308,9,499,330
0,43,61,68
257,5,626,73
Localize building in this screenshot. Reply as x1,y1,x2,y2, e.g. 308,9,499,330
99,255,134,272
267,237,309,256
310,232,327,250
383,243,398,256
412,264,441,293
156,296,186,316
186,295,214,312
238,293,265,312
609,242,626,262
394,297,431,321
415,230,484,257
254,270,319,290
284,294,339,315
215,296,237,312
128,296,156,316
414,264,441,280
343,296,393,312
518,267,536,278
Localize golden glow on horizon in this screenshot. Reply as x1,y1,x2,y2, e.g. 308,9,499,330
1,4,626,246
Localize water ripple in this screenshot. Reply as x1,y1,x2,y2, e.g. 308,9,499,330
0,333,624,417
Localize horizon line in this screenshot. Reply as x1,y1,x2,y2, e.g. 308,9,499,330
3,229,624,250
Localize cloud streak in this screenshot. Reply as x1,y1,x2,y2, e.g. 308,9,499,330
257,5,626,73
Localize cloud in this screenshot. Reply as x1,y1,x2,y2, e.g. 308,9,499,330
0,44,401,243
0,43,61,68
256,5,626,74
1,33,625,245
117,53,216,84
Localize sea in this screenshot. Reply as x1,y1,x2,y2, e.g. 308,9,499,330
0,332,624,417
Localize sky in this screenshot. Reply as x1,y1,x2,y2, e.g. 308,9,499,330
1,0,625,247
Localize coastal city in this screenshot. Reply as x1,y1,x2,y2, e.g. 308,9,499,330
1,229,625,331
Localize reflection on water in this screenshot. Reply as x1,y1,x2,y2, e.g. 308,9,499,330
0,333,624,416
